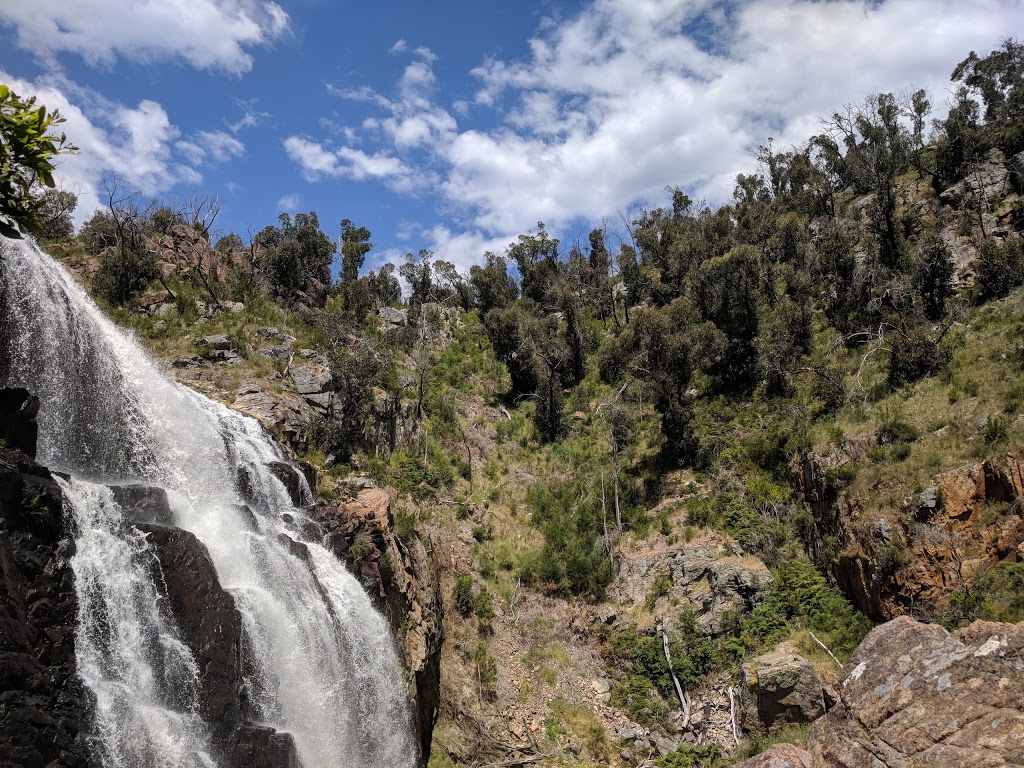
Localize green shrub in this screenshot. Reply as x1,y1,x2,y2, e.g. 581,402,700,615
983,416,1009,444
654,744,724,768
877,405,920,444
453,574,474,617
473,640,498,691
975,239,1024,302
474,589,496,622
890,442,912,461
93,243,158,305
744,560,870,657
519,482,613,598
876,540,908,575
609,674,668,728
887,327,950,387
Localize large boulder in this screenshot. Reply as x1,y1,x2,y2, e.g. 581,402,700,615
805,616,1024,767
735,743,814,768
741,651,825,728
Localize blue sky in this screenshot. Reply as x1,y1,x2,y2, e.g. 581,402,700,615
2,0,1022,274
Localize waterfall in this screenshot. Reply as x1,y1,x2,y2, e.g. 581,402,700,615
0,237,416,768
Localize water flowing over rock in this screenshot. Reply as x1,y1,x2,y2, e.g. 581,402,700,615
0,237,418,768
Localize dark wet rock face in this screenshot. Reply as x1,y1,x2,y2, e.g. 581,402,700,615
0,388,297,768
109,483,175,526
0,389,94,768
265,460,315,506
0,386,39,456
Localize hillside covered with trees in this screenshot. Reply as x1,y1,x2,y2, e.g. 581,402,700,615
4,36,1024,768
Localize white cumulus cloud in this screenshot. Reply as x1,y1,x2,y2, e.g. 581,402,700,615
176,130,245,166
277,193,302,211
0,0,289,74
288,0,1024,269
283,136,426,191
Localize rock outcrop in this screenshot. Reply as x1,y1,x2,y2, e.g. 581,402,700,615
0,389,94,768
308,488,443,766
736,743,815,768
611,532,773,634
736,616,1024,768
812,616,1024,766
793,439,1024,621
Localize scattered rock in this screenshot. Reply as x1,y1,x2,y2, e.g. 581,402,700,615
734,743,814,768
617,722,645,740
138,290,170,310
200,334,233,351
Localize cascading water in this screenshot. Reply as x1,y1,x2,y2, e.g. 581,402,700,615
0,236,416,768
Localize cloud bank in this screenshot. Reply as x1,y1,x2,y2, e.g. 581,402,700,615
289,0,1022,270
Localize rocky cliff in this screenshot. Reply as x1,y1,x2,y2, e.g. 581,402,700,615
307,487,443,765
793,439,1024,622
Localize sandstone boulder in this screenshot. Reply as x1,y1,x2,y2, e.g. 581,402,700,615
805,616,1024,767
742,651,825,728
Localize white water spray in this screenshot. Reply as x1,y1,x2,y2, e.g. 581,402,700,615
0,237,415,768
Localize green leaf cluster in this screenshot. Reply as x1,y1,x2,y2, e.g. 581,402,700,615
0,85,78,238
